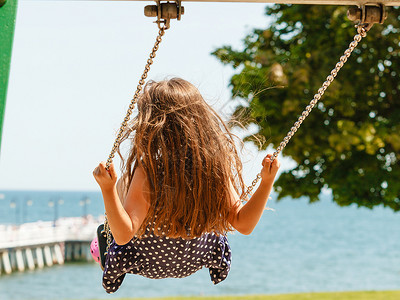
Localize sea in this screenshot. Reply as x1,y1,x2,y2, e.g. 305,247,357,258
0,190,399,300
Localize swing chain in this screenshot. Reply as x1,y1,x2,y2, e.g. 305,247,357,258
103,25,168,253
105,26,167,171
242,24,369,201
104,215,112,254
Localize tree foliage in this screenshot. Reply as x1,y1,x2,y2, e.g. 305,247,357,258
212,5,400,210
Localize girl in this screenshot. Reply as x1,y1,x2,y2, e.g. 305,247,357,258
93,78,280,293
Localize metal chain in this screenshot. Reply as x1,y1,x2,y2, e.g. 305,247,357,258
104,217,112,253
242,24,369,200
103,25,167,253
105,26,166,171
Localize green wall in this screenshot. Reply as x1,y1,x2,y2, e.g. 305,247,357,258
0,0,18,155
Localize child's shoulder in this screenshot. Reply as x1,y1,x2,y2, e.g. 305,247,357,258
129,163,151,197
134,163,147,179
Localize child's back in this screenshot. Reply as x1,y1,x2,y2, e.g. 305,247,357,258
93,78,280,292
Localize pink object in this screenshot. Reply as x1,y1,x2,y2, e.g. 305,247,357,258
90,237,101,264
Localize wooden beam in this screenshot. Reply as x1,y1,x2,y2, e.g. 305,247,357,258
44,0,400,6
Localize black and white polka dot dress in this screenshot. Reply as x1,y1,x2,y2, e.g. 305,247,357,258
102,227,232,293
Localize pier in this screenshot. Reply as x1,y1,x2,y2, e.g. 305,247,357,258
0,217,100,275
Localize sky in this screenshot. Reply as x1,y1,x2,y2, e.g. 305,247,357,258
0,0,294,191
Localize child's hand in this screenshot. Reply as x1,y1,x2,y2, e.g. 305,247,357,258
260,154,280,184
93,162,118,192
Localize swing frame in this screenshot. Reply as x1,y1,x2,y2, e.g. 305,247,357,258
28,0,400,5
97,0,388,259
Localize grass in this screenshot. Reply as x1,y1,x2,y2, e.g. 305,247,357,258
104,290,400,300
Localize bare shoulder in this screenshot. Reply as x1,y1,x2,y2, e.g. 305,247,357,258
128,164,151,201
133,164,147,181
116,176,128,201
123,164,151,224
115,166,147,205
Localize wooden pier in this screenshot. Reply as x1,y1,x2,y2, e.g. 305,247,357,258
0,217,100,275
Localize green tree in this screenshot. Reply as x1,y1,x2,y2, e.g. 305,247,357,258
213,5,400,211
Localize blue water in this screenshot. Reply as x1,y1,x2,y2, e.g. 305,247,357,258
0,190,104,225
0,190,399,300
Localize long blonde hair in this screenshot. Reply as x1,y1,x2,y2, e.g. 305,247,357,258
118,78,245,238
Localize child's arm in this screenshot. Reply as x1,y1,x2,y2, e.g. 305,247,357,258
93,162,150,245
228,154,280,235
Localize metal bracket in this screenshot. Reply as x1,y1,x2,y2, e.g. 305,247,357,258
347,4,387,31
144,1,184,29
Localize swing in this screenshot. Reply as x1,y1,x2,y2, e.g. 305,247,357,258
97,1,387,269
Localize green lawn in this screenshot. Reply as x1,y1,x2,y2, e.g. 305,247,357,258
102,291,400,300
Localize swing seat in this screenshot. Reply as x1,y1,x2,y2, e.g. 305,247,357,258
102,228,231,293
97,224,113,270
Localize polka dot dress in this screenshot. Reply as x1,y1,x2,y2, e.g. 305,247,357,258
102,227,231,293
